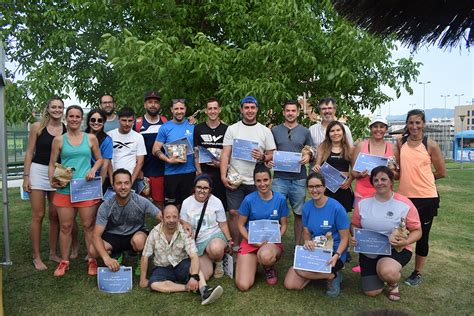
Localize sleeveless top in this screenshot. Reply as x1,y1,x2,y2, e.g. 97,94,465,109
398,141,437,198
32,124,67,165
354,140,393,199
57,133,91,195
326,151,350,172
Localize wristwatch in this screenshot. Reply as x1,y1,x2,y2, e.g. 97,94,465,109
189,273,200,281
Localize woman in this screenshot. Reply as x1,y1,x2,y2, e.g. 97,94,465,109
23,96,66,270
313,120,354,213
180,174,232,280
397,109,445,286
85,109,113,189
351,166,422,301
49,105,103,277
284,173,350,297
235,164,288,291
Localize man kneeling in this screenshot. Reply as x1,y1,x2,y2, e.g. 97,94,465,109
139,205,223,306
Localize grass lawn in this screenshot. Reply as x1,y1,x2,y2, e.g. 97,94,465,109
2,168,474,315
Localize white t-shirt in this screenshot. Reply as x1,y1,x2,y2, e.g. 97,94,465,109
108,129,147,174
180,194,227,245
309,121,354,149
223,121,276,185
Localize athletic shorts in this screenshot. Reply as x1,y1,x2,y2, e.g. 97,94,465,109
359,249,412,292
196,231,227,256
237,238,283,255
164,173,195,206
101,229,148,253
52,193,100,208
227,184,256,211
149,258,191,286
148,176,164,203
30,162,55,191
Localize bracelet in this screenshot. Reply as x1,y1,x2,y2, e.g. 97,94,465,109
23,174,29,177
335,251,341,258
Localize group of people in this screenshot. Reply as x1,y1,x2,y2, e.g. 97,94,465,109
23,93,445,304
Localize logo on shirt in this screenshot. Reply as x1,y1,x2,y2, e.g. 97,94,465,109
320,219,331,229
201,134,223,143
185,129,192,136
386,211,394,217
113,141,133,149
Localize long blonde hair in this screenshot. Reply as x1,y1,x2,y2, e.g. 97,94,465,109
319,120,352,162
39,95,64,132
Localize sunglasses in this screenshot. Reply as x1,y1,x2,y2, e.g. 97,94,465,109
90,117,104,124
172,98,186,104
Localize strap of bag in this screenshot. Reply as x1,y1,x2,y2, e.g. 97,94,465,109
194,198,209,241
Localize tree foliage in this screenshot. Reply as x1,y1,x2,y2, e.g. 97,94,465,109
1,0,420,139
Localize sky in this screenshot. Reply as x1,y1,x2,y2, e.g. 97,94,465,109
378,43,473,118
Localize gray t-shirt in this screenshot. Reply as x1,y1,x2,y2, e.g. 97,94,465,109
271,124,313,180
104,116,120,133
96,192,160,235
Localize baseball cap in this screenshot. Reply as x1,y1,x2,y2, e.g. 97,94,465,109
144,91,161,101
240,96,258,107
369,116,388,127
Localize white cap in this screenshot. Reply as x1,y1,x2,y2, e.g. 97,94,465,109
369,116,388,127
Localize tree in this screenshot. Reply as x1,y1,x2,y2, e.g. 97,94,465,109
1,0,419,139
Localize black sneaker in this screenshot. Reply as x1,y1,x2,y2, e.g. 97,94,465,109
404,271,423,286
201,285,223,305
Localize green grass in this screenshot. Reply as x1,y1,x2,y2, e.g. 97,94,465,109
2,169,474,315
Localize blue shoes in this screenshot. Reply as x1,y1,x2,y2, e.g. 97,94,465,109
326,271,343,297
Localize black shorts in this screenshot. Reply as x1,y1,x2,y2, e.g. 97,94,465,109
410,197,440,222
226,184,256,211
164,172,195,206
102,229,148,253
359,249,412,292
148,258,191,286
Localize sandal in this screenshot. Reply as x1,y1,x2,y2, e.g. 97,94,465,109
386,283,401,301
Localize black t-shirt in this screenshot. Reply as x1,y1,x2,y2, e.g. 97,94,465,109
193,121,228,175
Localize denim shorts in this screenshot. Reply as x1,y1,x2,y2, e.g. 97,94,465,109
148,258,191,286
272,178,306,215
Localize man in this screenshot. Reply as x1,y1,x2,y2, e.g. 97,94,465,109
309,97,353,149
134,91,168,210
193,97,228,209
153,99,195,207
89,169,161,276
270,100,313,245
139,205,224,306
100,94,120,132
220,96,276,244
108,107,147,189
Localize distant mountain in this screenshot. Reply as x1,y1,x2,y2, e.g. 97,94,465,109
387,108,454,122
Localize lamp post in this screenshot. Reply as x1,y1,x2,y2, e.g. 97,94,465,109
418,81,431,110
459,115,465,170
454,94,464,107
440,94,450,158
409,103,416,109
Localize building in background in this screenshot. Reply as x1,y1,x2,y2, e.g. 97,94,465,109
454,104,474,132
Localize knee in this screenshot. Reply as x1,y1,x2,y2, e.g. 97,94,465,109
229,209,239,217
60,222,74,234
31,210,45,221
283,279,301,290
378,266,400,281
235,279,252,292
207,243,225,259
131,235,146,251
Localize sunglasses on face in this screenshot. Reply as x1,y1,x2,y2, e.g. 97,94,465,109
90,117,104,124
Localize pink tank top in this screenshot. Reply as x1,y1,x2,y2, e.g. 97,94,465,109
354,140,393,199
398,141,437,198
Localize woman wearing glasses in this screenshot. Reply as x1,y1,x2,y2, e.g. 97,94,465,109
180,174,232,280
284,173,350,297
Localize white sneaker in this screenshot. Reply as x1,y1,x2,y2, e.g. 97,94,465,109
214,261,224,278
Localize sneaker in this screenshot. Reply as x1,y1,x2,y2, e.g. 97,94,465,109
351,265,361,273
54,260,70,277
214,261,224,278
88,258,98,276
326,271,343,297
404,271,423,286
264,267,278,285
201,285,223,306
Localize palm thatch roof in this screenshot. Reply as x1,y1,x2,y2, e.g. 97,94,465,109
331,0,473,48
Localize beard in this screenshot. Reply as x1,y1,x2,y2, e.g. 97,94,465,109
146,108,160,116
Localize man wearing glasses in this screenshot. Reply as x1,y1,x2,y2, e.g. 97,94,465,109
270,100,313,246
100,94,120,132
153,99,196,207
309,97,353,150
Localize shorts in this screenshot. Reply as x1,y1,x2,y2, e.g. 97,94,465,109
30,162,55,191
196,231,227,256
148,176,164,203
102,229,148,253
326,187,354,212
410,197,440,220
238,238,283,255
272,178,306,215
359,249,412,292
149,258,191,286
52,193,100,208
164,173,195,206
227,184,256,211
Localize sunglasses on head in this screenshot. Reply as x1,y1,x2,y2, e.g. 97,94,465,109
172,98,186,104
90,117,104,124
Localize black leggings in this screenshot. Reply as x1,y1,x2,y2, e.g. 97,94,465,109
410,197,439,257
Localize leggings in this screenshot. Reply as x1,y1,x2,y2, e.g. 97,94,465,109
410,197,439,257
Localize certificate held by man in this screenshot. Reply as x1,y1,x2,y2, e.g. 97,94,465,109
293,246,332,273
353,153,388,173
273,151,302,173
70,176,103,202
319,162,347,193
232,138,259,162
354,228,391,256
97,266,133,294
198,146,218,164
248,220,281,244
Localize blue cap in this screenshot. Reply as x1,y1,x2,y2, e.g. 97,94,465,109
240,95,258,107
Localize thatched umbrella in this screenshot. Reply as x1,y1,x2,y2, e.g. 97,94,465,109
331,0,473,48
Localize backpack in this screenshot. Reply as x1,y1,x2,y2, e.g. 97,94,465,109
135,115,168,132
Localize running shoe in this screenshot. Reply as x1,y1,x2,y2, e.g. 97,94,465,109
88,258,98,276
404,271,423,286
326,271,343,297
264,267,278,285
54,260,70,277
201,285,224,305
214,261,224,278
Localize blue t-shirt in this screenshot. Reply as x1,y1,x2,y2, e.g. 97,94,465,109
302,197,350,262
156,120,196,175
134,115,167,177
92,135,113,177
239,191,289,230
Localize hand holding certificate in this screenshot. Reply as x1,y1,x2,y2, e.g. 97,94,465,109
273,151,302,173
232,139,259,162
97,266,133,293
70,177,103,202
354,228,391,255
353,153,389,173
198,146,219,164
319,162,347,193
248,220,281,244
293,246,332,273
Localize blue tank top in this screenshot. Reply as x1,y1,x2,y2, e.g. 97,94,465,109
57,133,91,194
